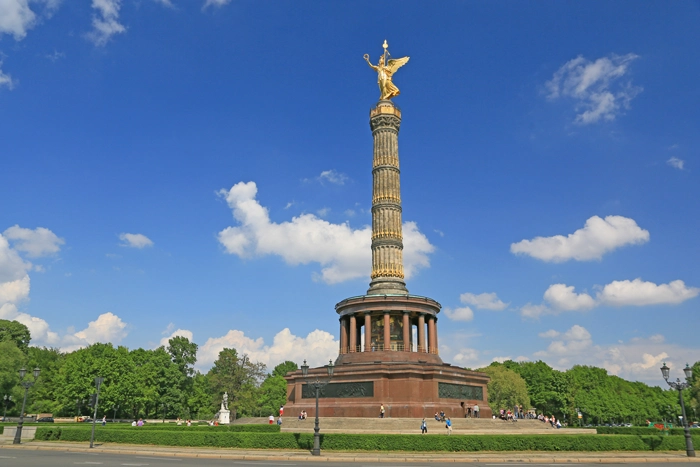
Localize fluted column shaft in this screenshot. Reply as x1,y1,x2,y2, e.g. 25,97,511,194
428,316,436,354
368,101,408,295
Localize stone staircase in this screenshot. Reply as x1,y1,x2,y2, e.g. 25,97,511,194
237,417,595,435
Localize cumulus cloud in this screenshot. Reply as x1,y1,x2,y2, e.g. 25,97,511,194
597,278,699,307
159,327,194,348
318,169,348,186
119,233,154,249
198,327,338,370
443,306,474,322
522,278,698,318
533,325,696,384
72,312,128,344
667,157,685,170
546,53,642,124
0,224,127,350
217,181,434,284
511,215,649,262
459,292,509,311
543,284,596,311
87,0,126,46
4,225,65,257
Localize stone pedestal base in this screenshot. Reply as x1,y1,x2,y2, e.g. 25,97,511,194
218,410,230,425
285,360,491,419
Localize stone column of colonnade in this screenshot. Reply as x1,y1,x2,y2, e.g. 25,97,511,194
367,101,408,295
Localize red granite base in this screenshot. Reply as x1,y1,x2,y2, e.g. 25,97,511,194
284,359,492,419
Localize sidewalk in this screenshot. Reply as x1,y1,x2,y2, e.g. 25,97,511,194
1,441,699,463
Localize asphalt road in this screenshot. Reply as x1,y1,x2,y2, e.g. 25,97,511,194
0,450,697,467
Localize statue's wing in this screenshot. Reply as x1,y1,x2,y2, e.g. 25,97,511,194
386,56,410,74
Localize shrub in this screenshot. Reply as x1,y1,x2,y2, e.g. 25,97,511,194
37,428,696,452
596,427,686,436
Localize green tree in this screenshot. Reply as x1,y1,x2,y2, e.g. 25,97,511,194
208,348,266,419
0,341,27,414
0,319,31,354
272,360,298,378
479,363,530,412
167,336,198,378
26,346,64,415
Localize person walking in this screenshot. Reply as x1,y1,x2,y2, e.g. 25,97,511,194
420,418,428,434
101,415,106,426
380,404,385,418
446,417,452,435
474,404,480,418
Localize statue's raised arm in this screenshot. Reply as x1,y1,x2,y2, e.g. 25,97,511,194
364,40,409,101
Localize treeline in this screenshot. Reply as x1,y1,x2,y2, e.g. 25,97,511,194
2,318,698,425
479,360,700,426
0,319,294,420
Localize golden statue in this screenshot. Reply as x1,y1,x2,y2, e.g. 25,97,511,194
364,40,410,100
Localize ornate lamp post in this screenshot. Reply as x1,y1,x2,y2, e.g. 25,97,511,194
3,395,12,421
661,363,695,457
13,367,40,445
301,359,334,456
89,376,104,449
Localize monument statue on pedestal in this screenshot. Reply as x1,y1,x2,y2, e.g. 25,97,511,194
218,391,230,424
363,40,410,101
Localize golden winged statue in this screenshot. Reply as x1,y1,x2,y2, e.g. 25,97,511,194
364,40,410,100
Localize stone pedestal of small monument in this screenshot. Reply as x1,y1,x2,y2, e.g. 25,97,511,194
218,392,231,425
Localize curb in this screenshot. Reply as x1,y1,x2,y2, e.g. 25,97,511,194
1,443,699,463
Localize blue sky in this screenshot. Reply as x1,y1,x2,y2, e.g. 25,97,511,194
1,0,698,384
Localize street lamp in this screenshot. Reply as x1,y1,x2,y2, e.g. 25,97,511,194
89,377,104,449
661,363,695,458
301,359,334,456
13,368,40,445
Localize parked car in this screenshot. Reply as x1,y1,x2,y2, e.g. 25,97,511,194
36,417,54,423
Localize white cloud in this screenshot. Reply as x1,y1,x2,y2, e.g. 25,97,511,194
203,0,230,8
667,157,685,170
538,329,560,339
316,207,330,217
152,0,173,6
318,169,348,186
3,225,64,257
532,325,697,384
543,284,596,311
450,347,480,366
546,53,642,124
511,215,649,262
217,181,434,284
0,275,30,304
0,0,37,40
159,328,194,348
0,63,15,90
443,306,474,322
198,327,338,370
597,278,699,307
73,312,127,344
459,292,509,311
87,0,125,46
0,234,32,282
522,278,697,318
119,233,154,249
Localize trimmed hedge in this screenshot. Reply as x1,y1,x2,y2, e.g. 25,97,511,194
0,425,3,435
35,423,279,433
596,426,688,436
33,427,700,452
